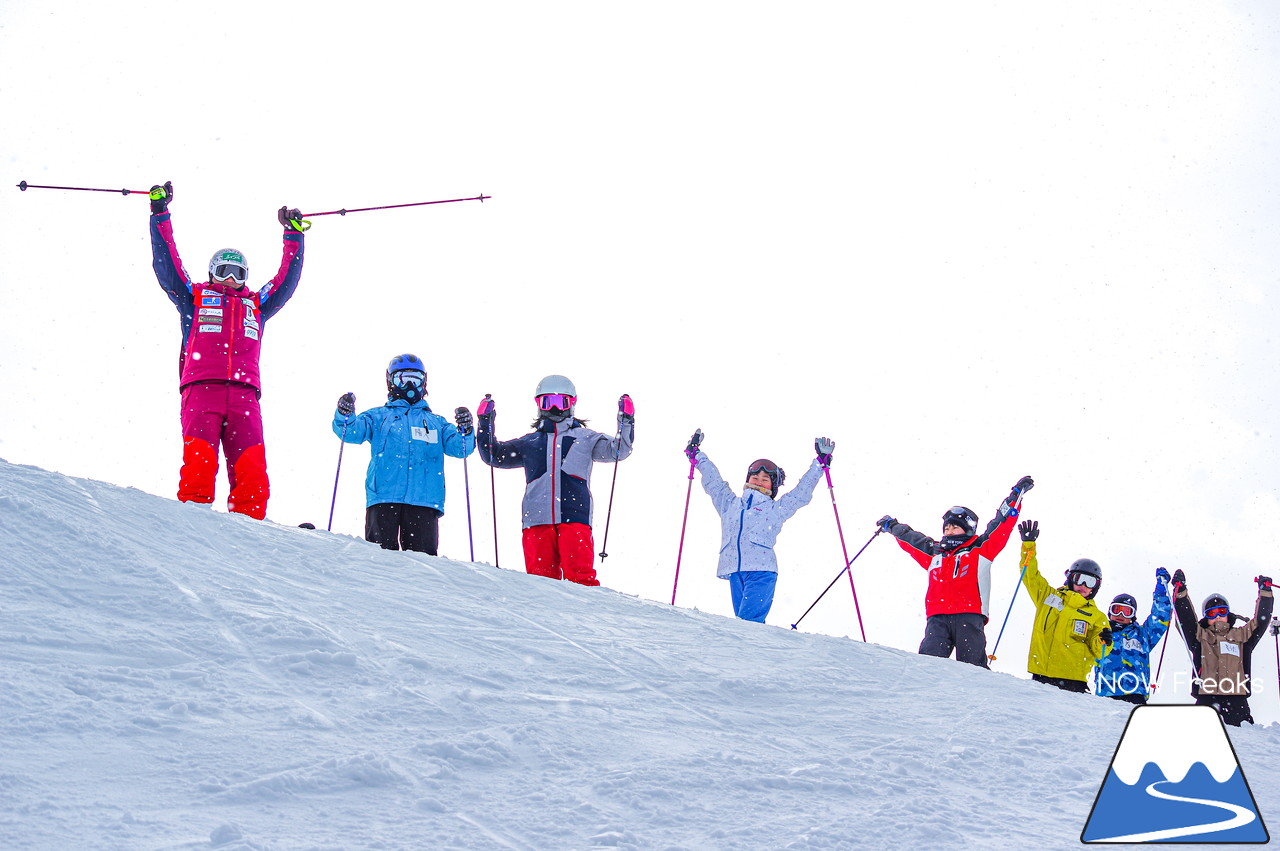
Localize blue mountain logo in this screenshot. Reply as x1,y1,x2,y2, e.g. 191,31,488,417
1082,705,1269,843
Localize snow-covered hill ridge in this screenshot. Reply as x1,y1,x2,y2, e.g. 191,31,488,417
2,457,1278,850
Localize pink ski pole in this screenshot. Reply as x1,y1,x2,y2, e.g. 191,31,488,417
671,429,702,605
819,451,867,641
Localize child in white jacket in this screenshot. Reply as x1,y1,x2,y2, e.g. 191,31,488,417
686,433,832,622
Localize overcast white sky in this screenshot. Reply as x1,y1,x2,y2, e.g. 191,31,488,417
2,2,1279,718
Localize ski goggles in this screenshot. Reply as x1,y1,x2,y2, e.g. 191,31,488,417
536,393,576,411
1205,605,1229,619
1070,573,1100,590
212,263,247,284
747,462,780,477
1108,602,1136,620
391,369,425,389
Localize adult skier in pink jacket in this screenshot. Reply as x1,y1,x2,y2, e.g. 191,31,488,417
149,181,306,519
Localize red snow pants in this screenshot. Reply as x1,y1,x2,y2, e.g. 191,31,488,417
178,381,269,520
521,522,599,586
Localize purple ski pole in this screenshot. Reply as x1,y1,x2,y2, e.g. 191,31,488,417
671,429,703,605
817,441,866,641
327,414,350,532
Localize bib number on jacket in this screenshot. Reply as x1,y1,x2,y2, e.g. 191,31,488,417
411,426,438,444
1220,641,1241,657
1044,593,1064,611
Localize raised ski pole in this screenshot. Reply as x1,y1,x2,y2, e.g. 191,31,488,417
1148,573,1173,693
819,453,867,641
327,415,350,532
671,429,702,606
16,180,151,195
791,528,881,631
301,195,489,218
987,551,1032,661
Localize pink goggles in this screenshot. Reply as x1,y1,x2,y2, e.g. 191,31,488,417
536,393,576,411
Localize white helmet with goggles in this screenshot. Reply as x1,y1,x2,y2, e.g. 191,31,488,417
208,248,248,284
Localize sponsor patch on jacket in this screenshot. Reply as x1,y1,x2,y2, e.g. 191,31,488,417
201,296,222,306
1220,641,1241,657
1044,593,1064,611
411,426,439,443
1072,619,1089,636
198,307,223,317
198,323,223,333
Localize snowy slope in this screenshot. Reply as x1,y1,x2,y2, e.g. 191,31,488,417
2,458,1278,851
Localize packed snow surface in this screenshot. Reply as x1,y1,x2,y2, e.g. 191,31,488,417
2,458,1278,850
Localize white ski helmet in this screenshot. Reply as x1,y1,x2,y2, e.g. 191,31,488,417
534,374,576,397
208,248,248,284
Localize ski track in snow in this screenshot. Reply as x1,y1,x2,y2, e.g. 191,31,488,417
2,458,1278,849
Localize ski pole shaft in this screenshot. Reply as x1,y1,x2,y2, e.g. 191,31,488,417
1272,617,1279,700
1150,620,1172,693
481,395,500,569
327,418,349,532
987,555,1029,660
671,458,697,606
598,424,624,559
302,195,490,218
823,465,866,642
598,460,620,558
791,529,881,631
17,180,148,195
462,455,475,562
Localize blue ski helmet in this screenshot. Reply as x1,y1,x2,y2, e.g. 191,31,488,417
386,354,427,403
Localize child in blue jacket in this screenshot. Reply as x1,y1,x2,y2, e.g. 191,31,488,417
1093,567,1172,704
333,354,475,554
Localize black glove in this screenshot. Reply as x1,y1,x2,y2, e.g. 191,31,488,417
337,392,355,417
1012,475,1034,495
454,406,474,436
278,206,307,232
618,394,635,424
1257,575,1274,591
877,515,897,532
1018,520,1039,542
685,428,703,463
1172,568,1187,595
477,394,495,421
149,181,172,215
1100,627,1113,646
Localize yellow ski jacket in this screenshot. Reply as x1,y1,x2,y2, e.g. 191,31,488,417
1019,541,1111,682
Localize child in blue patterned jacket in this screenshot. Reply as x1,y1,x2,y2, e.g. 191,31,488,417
1093,567,1172,704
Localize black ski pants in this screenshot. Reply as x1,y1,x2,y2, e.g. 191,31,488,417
918,613,989,668
1196,693,1254,727
1032,674,1090,694
365,504,441,555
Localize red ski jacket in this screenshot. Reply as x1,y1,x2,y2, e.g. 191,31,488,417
151,212,304,392
886,493,1022,621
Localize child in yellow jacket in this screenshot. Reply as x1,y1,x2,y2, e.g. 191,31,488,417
1017,520,1112,693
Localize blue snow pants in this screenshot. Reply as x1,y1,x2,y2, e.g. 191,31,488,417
729,571,778,623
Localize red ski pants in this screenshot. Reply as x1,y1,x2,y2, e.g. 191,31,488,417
521,523,598,586
178,382,269,520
